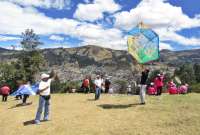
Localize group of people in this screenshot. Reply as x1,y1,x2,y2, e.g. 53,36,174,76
139,69,189,105
81,75,111,100
0,69,189,124
147,75,189,95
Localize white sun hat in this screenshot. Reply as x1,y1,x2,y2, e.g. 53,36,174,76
41,73,50,79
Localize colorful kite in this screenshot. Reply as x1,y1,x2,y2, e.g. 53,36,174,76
127,24,159,64
11,83,39,96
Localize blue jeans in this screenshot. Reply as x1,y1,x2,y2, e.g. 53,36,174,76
95,87,101,100
35,96,50,122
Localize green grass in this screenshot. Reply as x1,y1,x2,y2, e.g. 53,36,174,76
0,93,200,135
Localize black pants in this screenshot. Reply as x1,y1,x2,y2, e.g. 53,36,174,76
105,86,110,93
157,86,163,96
23,94,29,104
16,95,22,100
84,86,90,93
2,94,8,102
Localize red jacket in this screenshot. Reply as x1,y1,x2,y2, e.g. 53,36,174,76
0,86,11,95
83,79,89,87
154,76,164,87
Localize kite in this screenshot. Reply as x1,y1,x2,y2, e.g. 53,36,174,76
11,83,39,96
127,23,159,64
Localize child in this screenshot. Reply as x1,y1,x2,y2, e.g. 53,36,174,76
147,83,156,95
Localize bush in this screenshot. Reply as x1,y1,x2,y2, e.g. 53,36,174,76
51,80,82,93
190,83,200,93
114,80,128,94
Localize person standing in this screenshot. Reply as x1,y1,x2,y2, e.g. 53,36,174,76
35,72,55,124
154,74,164,96
105,77,111,93
83,76,90,93
94,75,103,100
0,85,11,102
139,69,149,105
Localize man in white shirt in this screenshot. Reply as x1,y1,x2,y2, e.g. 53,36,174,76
94,75,103,100
35,73,54,124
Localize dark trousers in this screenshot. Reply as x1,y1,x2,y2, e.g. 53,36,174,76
16,95,22,100
157,86,163,96
84,86,90,93
105,86,109,93
23,94,29,104
2,94,8,102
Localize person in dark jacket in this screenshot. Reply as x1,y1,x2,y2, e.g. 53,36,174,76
139,69,149,105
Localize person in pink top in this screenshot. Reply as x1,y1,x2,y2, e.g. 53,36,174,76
167,80,178,94
147,82,156,95
178,83,189,94
0,85,11,102
154,74,164,96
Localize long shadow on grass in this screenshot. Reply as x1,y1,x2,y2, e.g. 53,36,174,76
23,120,35,126
23,119,49,126
98,103,140,109
8,102,32,109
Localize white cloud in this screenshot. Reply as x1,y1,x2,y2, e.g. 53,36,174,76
0,1,79,35
156,28,200,46
74,0,121,22
49,35,64,41
3,0,72,10
0,1,126,50
159,42,173,50
114,0,200,46
115,0,200,30
0,35,21,41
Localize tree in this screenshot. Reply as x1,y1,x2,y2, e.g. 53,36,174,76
18,29,45,83
193,63,200,83
174,63,196,84
21,29,42,51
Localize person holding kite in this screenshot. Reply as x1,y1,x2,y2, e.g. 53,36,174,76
35,72,56,124
139,69,150,105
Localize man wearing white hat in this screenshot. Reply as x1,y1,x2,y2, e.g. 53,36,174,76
35,72,55,124
94,75,103,100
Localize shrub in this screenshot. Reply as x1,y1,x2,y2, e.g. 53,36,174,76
114,80,128,94
190,83,200,93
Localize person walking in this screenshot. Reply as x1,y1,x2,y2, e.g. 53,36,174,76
139,69,149,105
94,75,103,100
35,72,55,124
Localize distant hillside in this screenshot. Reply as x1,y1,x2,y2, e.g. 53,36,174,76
160,49,200,65
0,45,200,83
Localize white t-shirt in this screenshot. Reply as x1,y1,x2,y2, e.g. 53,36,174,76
95,79,103,88
39,79,52,96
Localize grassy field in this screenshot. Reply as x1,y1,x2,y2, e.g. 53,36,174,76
0,93,200,135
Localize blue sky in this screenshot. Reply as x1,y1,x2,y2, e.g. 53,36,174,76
0,0,200,51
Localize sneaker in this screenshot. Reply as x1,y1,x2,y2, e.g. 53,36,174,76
34,120,40,125
43,119,50,122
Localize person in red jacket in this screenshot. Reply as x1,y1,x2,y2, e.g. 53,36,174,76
0,85,11,102
83,76,90,93
154,74,164,96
